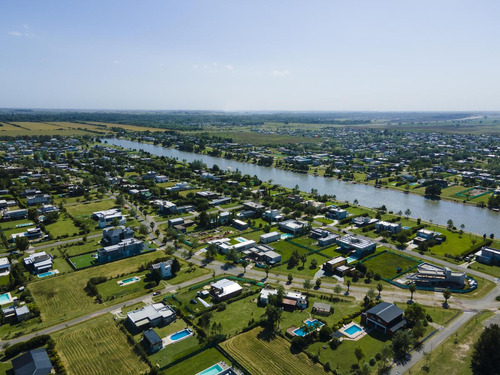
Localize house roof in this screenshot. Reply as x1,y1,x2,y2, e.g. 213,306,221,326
313,302,331,311
12,348,52,375
143,329,162,345
366,302,403,323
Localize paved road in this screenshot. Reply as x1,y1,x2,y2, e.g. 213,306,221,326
389,310,478,374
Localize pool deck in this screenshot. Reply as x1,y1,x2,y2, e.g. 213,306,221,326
162,328,194,346
0,292,14,306
37,269,59,278
117,276,142,286
196,361,233,375
338,322,368,341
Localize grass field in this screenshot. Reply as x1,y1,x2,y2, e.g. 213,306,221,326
221,327,328,375
161,347,227,375
53,315,148,375
45,215,81,238
29,251,161,329
409,311,494,375
360,251,421,279
65,199,116,218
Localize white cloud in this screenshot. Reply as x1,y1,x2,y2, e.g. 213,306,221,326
272,69,291,77
113,60,124,65
8,31,23,37
225,64,234,71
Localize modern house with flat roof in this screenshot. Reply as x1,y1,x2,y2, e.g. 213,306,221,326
476,246,500,265
143,329,163,353
23,252,53,274
127,303,176,330
0,257,10,275
336,235,376,258
375,221,402,234
232,219,249,230
102,226,134,246
12,348,53,375
361,302,406,335
212,237,256,254
260,231,281,244
259,288,278,304
210,279,243,302
406,263,466,288
262,209,284,222
278,219,306,235
92,208,126,228
282,291,307,310
325,207,348,220
309,228,339,247
2,208,28,220
150,260,173,278
97,238,144,263
323,256,347,273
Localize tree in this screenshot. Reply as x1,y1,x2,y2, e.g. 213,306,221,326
171,258,181,275
263,304,282,333
354,346,365,364
377,283,383,299
303,279,312,291
442,288,452,306
425,184,442,197
346,280,351,295
265,265,270,278
300,255,307,268
241,259,249,273
404,208,411,219
315,278,322,289
408,282,417,301
198,211,209,228
139,224,149,236
115,194,125,206
112,217,120,227
150,221,155,230
15,236,30,252
391,330,413,359
334,285,342,294
405,303,427,328
287,273,293,284
471,324,500,374
412,320,426,341
310,258,318,269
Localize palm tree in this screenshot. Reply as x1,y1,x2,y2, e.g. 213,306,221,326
443,288,451,307
265,265,270,279
377,283,383,299
408,282,417,301
241,259,249,274
346,280,351,295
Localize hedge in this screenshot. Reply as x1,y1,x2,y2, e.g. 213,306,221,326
4,334,51,359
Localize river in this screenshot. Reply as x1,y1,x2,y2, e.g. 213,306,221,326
105,138,499,236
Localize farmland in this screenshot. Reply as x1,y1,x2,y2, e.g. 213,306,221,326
53,315,148,375
221,327,328,375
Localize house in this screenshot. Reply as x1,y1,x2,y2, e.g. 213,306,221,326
23,252,53,274
323,256,347,273
278,219,306,235
243,202,265,211
260,231,281,244
325,207,348,220
312,302,332,316
242,244,281,264
262,209,284,222
212,237,256,254
12,348,53,375
352,216,378,227
196,191,219,199
11,227,43,242
102,226,134,246
309,228,339,247
26,194,51,206
155,200,177,214
0,257,10,275
166,181,191,191
2,305,30,322
413,229,439,244
127,303,176,330
261,250,281,264
232,219,249,230
143,329,163,353
92,208,126,228
336,235,376,258
210,279,242,302
150,260,173,278
406,263,466,288
168,217,184,228
38,204,59,215
210,197,231,206
259,288,278,304
218,211,231,224
97,238,144,263
155,175,168,183
361,302,406,335
142,171,158,180
2,209,28,220
375,221,402,234
282,291,307,310
476,246,500,265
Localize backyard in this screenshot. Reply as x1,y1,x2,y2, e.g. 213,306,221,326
359,251,421,280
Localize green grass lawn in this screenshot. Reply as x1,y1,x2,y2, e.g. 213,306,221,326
161,347,227,375
409,311,494,375
26,251,162,335
271,240,311,261
394,302,460,326
44,215,81,239
53,315,148,375
272,252,329,278
360,251,421,279
65,199,116,218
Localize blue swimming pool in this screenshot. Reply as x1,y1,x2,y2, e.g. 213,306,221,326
197,364,223,375
170,329,192,341
281,233,293,240
0,293,12,304
38,270,56,278
344,324,363,336
293,320,324,336
346,256,359,263
121,276,140,284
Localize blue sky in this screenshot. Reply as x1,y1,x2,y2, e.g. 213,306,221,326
1,0,499,111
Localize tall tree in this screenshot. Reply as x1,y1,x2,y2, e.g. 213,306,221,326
471,324,500,375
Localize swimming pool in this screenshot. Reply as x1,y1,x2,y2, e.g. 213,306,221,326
197,364,223,375
0,293,12,305
119,276,140,285
293,319,324,337
346,256,359,263
170,328,192,341
235,237,247,243
38,270,57,278
281,233,293,240
345,324,363,336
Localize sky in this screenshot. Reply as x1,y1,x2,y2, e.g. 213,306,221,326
1,0,499,111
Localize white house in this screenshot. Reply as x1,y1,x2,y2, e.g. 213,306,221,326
260,231,281,244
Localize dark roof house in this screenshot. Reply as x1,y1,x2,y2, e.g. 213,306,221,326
12,348,53,375
361,302,406,335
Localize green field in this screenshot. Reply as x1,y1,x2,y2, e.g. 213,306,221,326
28,251,161,329
221,327,328,375
161,347,227,375
44,215,81,238
360,251,421,279
65,199,116,218
53,315,149,375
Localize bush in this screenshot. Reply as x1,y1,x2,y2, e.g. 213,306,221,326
369,357,376,366
5,335,51,358
319,325,333,341
329,337,341,349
